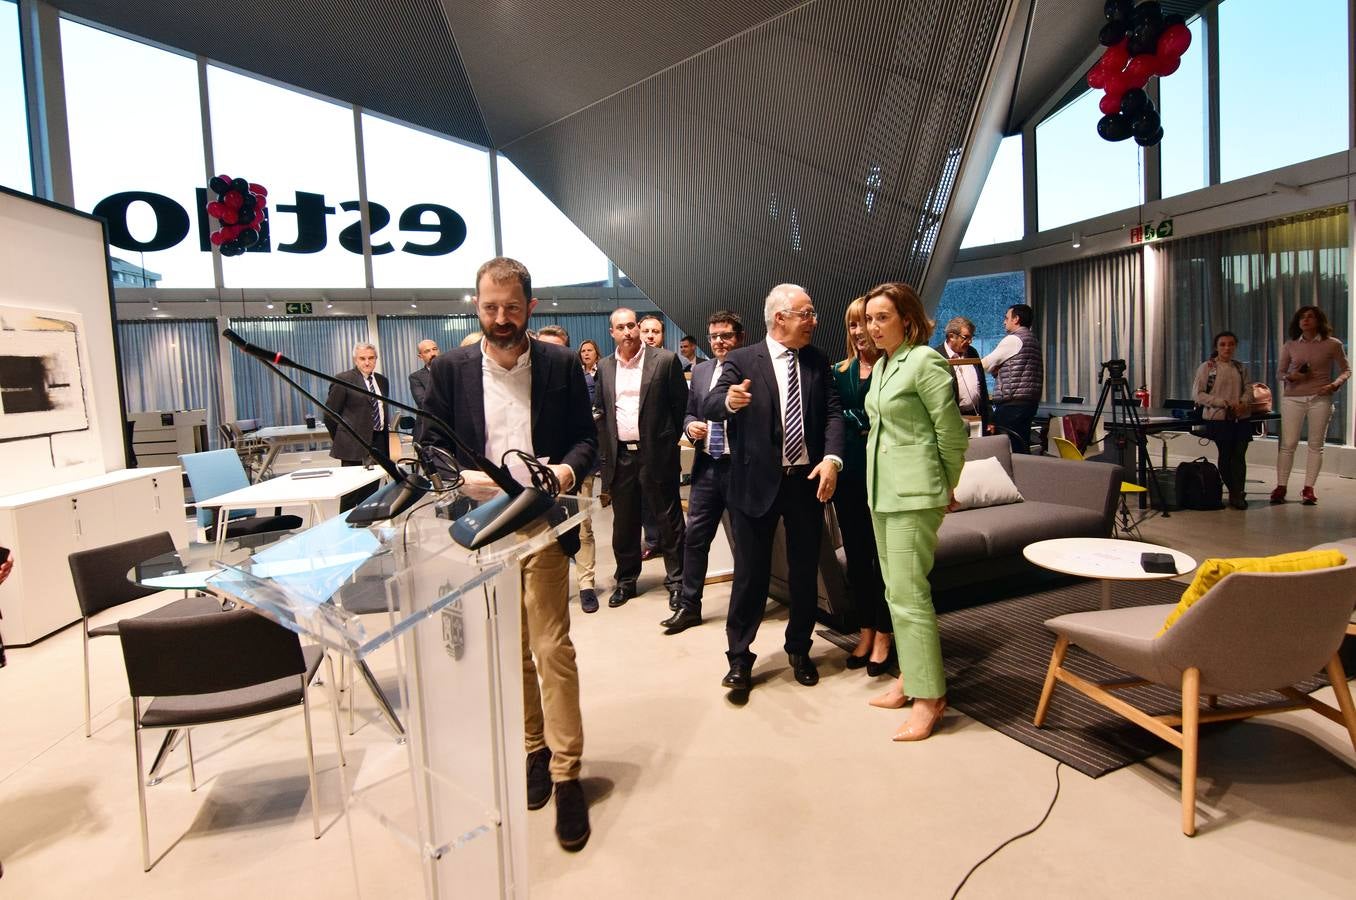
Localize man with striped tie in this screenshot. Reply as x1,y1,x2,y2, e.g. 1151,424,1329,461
324,342,390,467
661,311,746,634
703,285,845,693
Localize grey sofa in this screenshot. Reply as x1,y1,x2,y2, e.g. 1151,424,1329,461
767,435,1123,626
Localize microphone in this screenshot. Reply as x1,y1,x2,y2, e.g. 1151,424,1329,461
224,329,559,547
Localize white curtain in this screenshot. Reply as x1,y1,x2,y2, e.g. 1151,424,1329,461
117,319,223,447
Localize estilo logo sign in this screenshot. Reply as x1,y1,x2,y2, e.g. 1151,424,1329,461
91,189,469,257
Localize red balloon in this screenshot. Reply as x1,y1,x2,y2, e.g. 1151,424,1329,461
221,209,238,225
1100,39,1130,74
251,210,265,226
1099,91,1123,115
248,183,268,197
215,173,231,184
1087,63,1109,90
1155,53,1181,77
1123,54,1157,89
224,223,245,239
209,230,226,246
223,190,244,210
1157,23,1192,59
206,200,226,218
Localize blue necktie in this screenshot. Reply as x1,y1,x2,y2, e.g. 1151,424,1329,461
784,349,805,463
707,420,725,457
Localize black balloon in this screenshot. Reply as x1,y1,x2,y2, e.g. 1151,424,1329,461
1120,87,1150,117
1097,113,1133,141
1131,1,1163,26
231,177,249,193
1132,108,1162,141
1134,126,1165,147
1162,13,1186,28
1099,21,1127,46
238,228,259,247
209,176,230,194
1127,20,1162,56
1104,0,1133,23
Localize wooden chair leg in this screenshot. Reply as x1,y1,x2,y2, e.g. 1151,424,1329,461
1324,653,1356,757
1034,635,1069,727
1180,667,1201,837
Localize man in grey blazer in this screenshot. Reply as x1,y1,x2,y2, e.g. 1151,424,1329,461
407,338,439,442
594,307,688,610
324,342,390,465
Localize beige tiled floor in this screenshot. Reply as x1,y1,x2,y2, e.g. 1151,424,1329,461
1,455,1354,898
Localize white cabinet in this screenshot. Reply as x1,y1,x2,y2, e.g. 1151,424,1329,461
0,467,188,645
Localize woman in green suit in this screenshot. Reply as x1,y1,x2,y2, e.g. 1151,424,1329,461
862,282,968,741
833,297,892,674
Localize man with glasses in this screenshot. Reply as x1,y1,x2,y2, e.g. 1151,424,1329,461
703,285,844,693
593,308,689,610
661,311,745,634
938,316,990,434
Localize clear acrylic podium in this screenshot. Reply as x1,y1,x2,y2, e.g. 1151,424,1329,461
204,491,595,899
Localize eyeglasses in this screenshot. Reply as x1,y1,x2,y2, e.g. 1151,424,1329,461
949,332,974,343
708,331,737,342
780,307,818,321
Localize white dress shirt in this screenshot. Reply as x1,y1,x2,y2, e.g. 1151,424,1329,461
764,335,810,466
614,345,644,442
945,345,982,411
982,334,1022,372
481,342,534,467
686,361,726,452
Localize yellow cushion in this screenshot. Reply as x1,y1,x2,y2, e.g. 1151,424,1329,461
1158,549,1348,634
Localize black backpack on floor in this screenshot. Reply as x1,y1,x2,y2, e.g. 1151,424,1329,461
1176,457,1225,510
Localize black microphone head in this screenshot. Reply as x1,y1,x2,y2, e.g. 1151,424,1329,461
222,328,246,347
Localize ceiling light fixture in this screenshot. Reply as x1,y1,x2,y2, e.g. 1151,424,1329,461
410,302,418,309
463,293,473,303
1071,231,1082,249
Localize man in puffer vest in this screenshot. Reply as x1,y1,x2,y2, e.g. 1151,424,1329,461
982,304,1043,455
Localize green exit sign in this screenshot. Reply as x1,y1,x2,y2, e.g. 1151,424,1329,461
285,302,313,315
1131,218,1173,244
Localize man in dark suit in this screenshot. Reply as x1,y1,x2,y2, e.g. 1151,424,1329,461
938,315,990,433
594,308,688,610
704,284,844,692
660,311,744,635
423,257,597,853
324,342,390,466
407,338,439,442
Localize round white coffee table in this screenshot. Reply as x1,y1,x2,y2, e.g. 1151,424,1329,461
1023,537,1197,609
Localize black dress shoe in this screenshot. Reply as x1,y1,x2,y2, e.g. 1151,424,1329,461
667,589,682,611
526,747,552,810
788,653,819,686
579,589,599,614
845,652,870,670
608,585,636,608
554,779,591,851
721,663,752,691
866,646,897,677
660,607,702,634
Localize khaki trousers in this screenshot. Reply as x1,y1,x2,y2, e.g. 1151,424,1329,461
520,542,584,781
575,474,597,590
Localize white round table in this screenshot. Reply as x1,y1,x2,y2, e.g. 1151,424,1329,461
1023,537,1197,609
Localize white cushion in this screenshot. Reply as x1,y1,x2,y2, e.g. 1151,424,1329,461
952,456,1023,511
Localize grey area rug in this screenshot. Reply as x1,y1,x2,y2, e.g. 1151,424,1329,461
823,579,1329,778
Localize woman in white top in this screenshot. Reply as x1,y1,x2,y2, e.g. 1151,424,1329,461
1192,331,1252,510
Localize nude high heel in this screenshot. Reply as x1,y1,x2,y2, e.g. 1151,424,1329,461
892,698,946,742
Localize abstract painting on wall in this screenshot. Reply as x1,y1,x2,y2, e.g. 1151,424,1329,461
0,306,90,441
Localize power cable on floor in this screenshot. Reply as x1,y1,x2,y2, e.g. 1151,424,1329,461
950,760,1064,899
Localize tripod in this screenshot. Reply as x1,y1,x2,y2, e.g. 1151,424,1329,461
1085,363,1169,526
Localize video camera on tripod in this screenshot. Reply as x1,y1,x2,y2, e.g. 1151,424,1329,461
1098,358,1127,383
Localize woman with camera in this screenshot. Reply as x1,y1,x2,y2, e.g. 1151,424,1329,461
1272,306,1350,505
832,297,892,675
1193,331,1253,510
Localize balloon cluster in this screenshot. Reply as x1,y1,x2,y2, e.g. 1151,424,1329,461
206,175,268,257
1086,1,1192,146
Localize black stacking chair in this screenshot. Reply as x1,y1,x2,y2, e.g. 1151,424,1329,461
69,532,222,737
118,608,344,871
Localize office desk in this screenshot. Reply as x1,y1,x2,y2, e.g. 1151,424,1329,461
199,466,385,557
252,423,332,477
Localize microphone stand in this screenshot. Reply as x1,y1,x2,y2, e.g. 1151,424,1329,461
224,329,560,547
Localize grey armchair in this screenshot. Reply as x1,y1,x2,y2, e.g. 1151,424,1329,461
1034,565,1356,836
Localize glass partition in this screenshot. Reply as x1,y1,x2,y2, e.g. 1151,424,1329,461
0,0,29,195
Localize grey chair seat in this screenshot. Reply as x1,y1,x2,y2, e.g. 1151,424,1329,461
1045,603,1180,685
140,645,324,728
219,515,304,540
88,595,224,638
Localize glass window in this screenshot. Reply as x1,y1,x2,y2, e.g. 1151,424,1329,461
61,19,213,287
1158,17,1207,199
229,316,370,425
362,114,495,289
497,155,610,288
208,65,365,289
0,0,29,194
1219,0,1349,183
933,271,1025,361
960,135,1023,248
1036,89,1144,232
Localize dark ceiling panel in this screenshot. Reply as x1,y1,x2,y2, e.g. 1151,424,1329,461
439,0,806,146
53,0,490,146
503,0,1012,351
